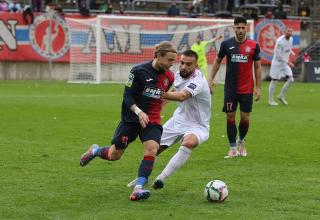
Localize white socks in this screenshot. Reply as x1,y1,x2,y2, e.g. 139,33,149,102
156,146,192,181
268,80,278,102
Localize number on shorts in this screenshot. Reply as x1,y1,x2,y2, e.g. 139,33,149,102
226,102,233,111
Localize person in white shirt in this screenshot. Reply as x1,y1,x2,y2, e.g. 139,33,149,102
268,27,295,106
128,50,211,190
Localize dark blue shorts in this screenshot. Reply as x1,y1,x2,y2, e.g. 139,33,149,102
223,93,253,113
111,122,163,149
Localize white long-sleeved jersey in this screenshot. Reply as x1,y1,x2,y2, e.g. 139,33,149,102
272,35,293,64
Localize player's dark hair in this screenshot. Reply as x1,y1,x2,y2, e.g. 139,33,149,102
234,16,247,25
182,50,198,61
154,41,177,58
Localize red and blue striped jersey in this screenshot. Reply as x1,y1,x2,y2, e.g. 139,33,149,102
218,37,260,95
122,61,174,125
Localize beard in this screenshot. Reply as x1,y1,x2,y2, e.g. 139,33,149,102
179,69,193,79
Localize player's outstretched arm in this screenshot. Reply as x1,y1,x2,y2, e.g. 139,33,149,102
205,35,223,44
163,89,191,102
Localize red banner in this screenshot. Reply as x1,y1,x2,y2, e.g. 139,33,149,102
0,13,300,65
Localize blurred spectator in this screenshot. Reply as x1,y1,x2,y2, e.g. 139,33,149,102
187,4,197,18
298,1,310,29
8,0,22,12
119,1,124,14
207,0,214,13
298,1,310,17
100,0,113,14
54,3,62,14
302,52,311,62
78,0,90,16
0,0,9,11
274,5,287,19
192,0,201,14
167,2,180,17
251,9,258,20
265,10,274,19
226,0,233,14
22,5,33,24
242,9,251,19
32,0,42,12
45,2,62,14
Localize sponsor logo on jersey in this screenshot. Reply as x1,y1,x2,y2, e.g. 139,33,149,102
231,54,248,63
143,86,161,99
29,13,69,59
187,83,197,90
126,73,134,87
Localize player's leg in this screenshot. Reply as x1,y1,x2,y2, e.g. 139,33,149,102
223,96,239,158
237,94,253,157
127,118,180,188
268,79,279,106
238,112,250,157
153,132,202,189
268,63,281,106
130,124,162,201
80,121,138,166
278,67,294,105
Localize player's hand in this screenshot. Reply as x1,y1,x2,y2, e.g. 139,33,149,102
254,87,261,101
208,81,215,95
138,111,149,128
160,90,167,100
288,62,295,68
215,35,223,41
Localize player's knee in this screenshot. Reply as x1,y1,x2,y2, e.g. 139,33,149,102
108,151,123,161
226,115,236,123
181,141,197,149
288,77,294,83
144,146,158,156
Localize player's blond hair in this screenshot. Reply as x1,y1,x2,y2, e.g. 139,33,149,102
154,41,177,58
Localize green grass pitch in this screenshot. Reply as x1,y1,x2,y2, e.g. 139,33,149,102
0,80,319,219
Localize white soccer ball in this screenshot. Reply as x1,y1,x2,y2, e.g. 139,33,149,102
204,180,228,202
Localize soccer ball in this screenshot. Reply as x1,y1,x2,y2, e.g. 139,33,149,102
204,180,228,202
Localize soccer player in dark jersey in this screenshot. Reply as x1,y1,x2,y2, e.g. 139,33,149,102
79,41,177,201
207,16,262,158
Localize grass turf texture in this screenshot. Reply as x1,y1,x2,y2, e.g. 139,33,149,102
0,80,319,219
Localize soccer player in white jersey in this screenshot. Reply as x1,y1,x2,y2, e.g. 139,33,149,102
128,50,211,190
268,27,295,106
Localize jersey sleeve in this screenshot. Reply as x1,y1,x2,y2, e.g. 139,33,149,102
217,41,226,59
184,76,204,97
123,68,139,108
253,43,261,61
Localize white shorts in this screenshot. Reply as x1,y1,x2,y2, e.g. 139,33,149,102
269,62,292,80
160,117,209,147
